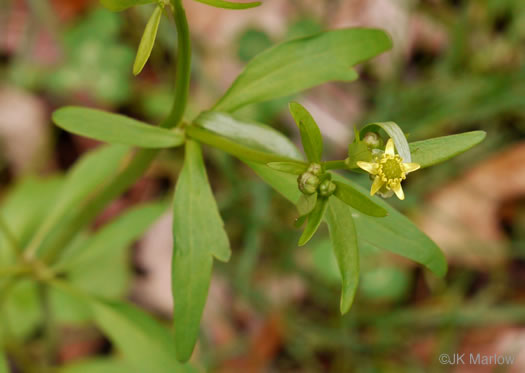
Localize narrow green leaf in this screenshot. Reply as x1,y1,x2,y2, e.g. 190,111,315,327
100,0,155,11
27,145,129,258
90,299,196,373
193,0,261,9
297,193,317,216
267,161,307,175
289,102,323,162
194,111,303,161
53,107,184,148
172,140,231,362
58,202,165,272
214,28,392,112
0,350,8,373
333,181,387,217
298,197,328,246
332,174,447,277
133,6,163,75
409,131,486,168
59,359,138,373
325,197,359,314
361,121,411,162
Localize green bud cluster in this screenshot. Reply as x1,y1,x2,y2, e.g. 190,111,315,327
297,163,336,197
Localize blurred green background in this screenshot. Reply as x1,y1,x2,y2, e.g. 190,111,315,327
1,0,525,372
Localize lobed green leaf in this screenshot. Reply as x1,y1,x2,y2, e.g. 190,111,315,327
193,0,261,9
213,28,392,112
133,5,163,75
409,131,486,168
53,107,184,148
100,0,155,11
289,102,323,162
171,140,231,362
325,197,359,314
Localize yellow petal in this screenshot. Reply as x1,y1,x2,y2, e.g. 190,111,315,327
392,182,405,200
385,138,395,156
357,161,379,175
370,176,384,196
403,162,420,174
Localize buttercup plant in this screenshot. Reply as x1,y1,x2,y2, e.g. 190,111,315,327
0,0,487,370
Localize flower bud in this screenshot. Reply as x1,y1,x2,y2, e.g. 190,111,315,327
318,179,336,197
362,132,384,150
298,172,320,195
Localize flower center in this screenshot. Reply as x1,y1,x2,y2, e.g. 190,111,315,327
379,155,405,180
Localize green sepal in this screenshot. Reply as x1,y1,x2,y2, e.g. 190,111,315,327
298,197,328,246
297,193,317,217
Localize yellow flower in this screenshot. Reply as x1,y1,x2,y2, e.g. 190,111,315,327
356,139,420,200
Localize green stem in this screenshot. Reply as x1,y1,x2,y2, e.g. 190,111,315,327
37,0,193,264
37,284,55,372
163,0,192,128
323,160,348,170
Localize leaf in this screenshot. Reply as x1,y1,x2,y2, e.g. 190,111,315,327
297,193,317,216
213,28,392,112
361,121,411,162
332,174,447,277
289,102,323,162
0,176,63,262
28,145,129,258
100,0,155,11
333,181,387,217
89,299,196,373
53,107,184,148
133,6,163,75
195,111,303,160
0,349,8,373
325,197,359,314
58,202,166,271
172,140,231,362
409,131,486,168
267,161,308,175
298,197,328,246
59,359,139,373
193,0,261,9
246,163,447,277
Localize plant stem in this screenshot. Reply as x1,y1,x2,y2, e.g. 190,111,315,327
323,160,348,170
37,284,56,372
38,0,193,264
164,0,192,128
